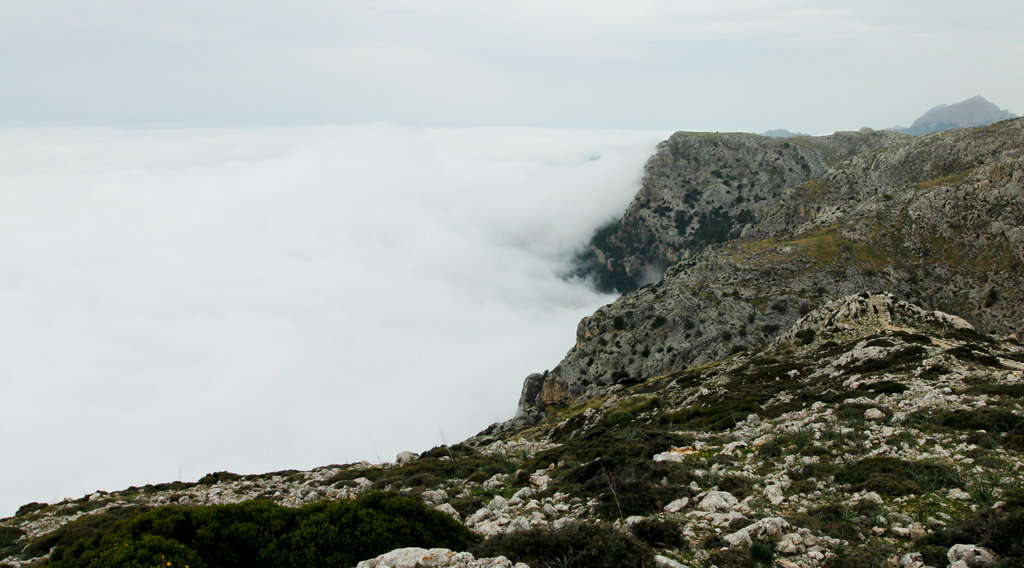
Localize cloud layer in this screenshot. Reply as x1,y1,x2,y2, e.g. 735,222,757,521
0,125,669,516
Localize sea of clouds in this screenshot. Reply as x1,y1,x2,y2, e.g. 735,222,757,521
0,124,670,516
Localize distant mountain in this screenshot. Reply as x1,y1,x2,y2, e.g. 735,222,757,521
892,95,1016,135
760,129,809,138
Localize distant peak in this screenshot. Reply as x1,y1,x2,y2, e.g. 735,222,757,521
893,95,1017,135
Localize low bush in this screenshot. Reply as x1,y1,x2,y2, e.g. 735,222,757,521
707,539,775,567
0,526,25,547
836,457,961,496
472,523,652,568
628,518,687,550
921,492,1024,561
46,492,478,568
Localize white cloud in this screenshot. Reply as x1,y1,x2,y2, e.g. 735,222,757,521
0,124,669,516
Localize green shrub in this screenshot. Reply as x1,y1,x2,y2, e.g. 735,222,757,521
794,329,816,345
823,549,886,568
708,540,775,568
922,493,1024,560
750,539,776,565
526,427,694,520
0,526,25,547
473,523,652,568
47,492,479,568
946,345,1003,367
836,457,961,496
628,518,687,550
599,396,663,428
22,505,150,561
77,534,208,568
197,471,242,485
840,345,928,375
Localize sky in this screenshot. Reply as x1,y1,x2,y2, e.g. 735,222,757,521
1,1,1022,517
1,0,1021,133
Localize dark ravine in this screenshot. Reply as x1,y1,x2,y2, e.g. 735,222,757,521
3,117,1024,568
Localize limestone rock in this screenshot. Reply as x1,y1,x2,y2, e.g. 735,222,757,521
356,548,530,568
947,544,998,568
698,491,739,513
396,451,419,465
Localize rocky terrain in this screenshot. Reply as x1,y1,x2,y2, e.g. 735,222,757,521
543,117,1024,419
5,294,1021,567
2,118,1023,568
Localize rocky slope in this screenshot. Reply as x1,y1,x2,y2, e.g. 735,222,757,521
893,96,1017,136
537,118,1024,419
4,294,1022,567
574,128,908,292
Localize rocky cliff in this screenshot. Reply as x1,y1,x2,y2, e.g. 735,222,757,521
536,118,1024,420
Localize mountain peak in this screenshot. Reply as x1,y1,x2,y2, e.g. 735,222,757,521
894,95,1016,135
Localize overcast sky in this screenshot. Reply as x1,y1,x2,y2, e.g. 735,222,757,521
2,0,1021,133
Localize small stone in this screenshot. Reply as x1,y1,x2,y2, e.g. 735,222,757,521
764,484,785,506
483,474,509,491
865,408,885,421
505,517,531,534
434,503,460,521
900,552,925,568
664,497,689,512
467,507,493,525
723,529,753,548
487,495,508,511
947,544,998,568
908,524,928,540
699,491,738,513
948,488,971,500
511,487,534,502
654,555,687,568
395,451,418,465
421,489,448,505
